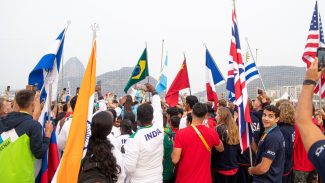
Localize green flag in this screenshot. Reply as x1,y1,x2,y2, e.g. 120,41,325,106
124,48,149,93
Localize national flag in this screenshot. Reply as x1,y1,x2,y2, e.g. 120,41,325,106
28,28,66,183
302,1,325,98
226,9,252,152
244,50,260,84
205,48,225,111
52,40,96,183
124,48,149,93
165,59,190,107
155,55,168,94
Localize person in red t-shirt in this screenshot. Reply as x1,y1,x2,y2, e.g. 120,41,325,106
293,125,315,182
172,103,224,183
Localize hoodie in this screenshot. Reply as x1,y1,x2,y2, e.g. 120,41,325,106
0,112,50,159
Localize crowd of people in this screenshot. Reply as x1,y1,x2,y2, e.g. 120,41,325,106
1,60,325,183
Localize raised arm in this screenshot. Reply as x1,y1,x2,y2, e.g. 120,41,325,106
295,58,325,152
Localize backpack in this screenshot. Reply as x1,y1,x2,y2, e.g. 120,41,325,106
78,155,113,183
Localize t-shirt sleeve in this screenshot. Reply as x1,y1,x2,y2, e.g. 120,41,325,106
308,140,325,179
212,129,221,146
262,135,281,161
174,131,182,148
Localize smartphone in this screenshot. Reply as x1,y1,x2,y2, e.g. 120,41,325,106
318,47,325,71
257,88,263,95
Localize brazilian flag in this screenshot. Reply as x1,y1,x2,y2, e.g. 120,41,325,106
124,48,149,93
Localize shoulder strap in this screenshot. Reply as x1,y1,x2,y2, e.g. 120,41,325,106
191,124,211,152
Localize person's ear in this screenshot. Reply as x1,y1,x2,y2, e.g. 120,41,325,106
275,117,280,123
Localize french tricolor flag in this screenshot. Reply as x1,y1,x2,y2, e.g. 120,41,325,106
205,48,225,111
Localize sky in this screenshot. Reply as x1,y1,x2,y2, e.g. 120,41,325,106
0,0,325,93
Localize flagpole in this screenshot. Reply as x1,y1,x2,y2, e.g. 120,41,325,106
183,52,192,95
146,42,151,101
318,2,322,109
40,21,71,96
160,40,164,72
233,0,253,169
245,37,266,91
48,82,52,122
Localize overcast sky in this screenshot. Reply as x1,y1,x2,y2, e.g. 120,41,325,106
1,0,324,93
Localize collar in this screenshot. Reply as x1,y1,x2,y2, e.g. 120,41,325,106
19,110,30,115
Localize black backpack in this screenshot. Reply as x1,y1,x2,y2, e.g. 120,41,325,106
78,155,114,183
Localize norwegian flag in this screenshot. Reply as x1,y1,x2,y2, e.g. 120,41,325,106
226,9,252,152
302,1,325,97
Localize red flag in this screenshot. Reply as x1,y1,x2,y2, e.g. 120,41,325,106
165,59,190,107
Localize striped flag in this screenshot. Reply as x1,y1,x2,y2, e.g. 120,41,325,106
155,55,168,94
52,40,96,183
302,1,325,97
205,48,225,111
28,28,66,183
226,9,252,152
244,50,260,84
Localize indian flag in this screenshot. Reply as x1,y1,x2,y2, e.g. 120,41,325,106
52,40,97,183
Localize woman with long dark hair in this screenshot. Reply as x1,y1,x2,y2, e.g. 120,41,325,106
78,111,125,183
116,119,133,153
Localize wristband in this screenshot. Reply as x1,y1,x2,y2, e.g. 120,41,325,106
303,79,317,86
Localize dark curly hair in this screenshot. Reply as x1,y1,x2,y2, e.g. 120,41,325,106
87,111,121,181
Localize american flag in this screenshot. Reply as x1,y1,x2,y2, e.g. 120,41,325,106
302,1,325,97
226,9,252,152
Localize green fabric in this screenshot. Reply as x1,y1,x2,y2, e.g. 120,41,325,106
0,134,35,183
163,128,174,180
124,48,149,93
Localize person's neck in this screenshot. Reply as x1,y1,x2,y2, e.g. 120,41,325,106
20,108,32,115
264,124,276,131
191,120,203,126
140,122,153,127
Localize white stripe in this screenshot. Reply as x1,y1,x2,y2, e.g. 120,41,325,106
246,75,259,84
304,47,318,53
306,38,321,44
44,40,63,55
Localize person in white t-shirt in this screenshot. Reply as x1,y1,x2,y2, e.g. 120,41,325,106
57,96,77,152
179,95,198,129
124,83,164,183
109,108,121,138
116,119,133,153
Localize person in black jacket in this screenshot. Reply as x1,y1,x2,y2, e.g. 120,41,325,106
278,102,295,183
0,89,53,159
212,107,241,183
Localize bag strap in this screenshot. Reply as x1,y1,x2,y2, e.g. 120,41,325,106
191,124,211,152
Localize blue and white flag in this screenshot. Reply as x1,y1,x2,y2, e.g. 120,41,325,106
28,28,66,182
244,50,260,84
155,55,168,94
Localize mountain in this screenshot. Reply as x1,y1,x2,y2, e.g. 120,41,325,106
58,58,157,97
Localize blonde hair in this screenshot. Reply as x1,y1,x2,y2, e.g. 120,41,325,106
217,107,239,145
279,102,295,125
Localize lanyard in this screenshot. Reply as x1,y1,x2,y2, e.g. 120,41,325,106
259,124,277,146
